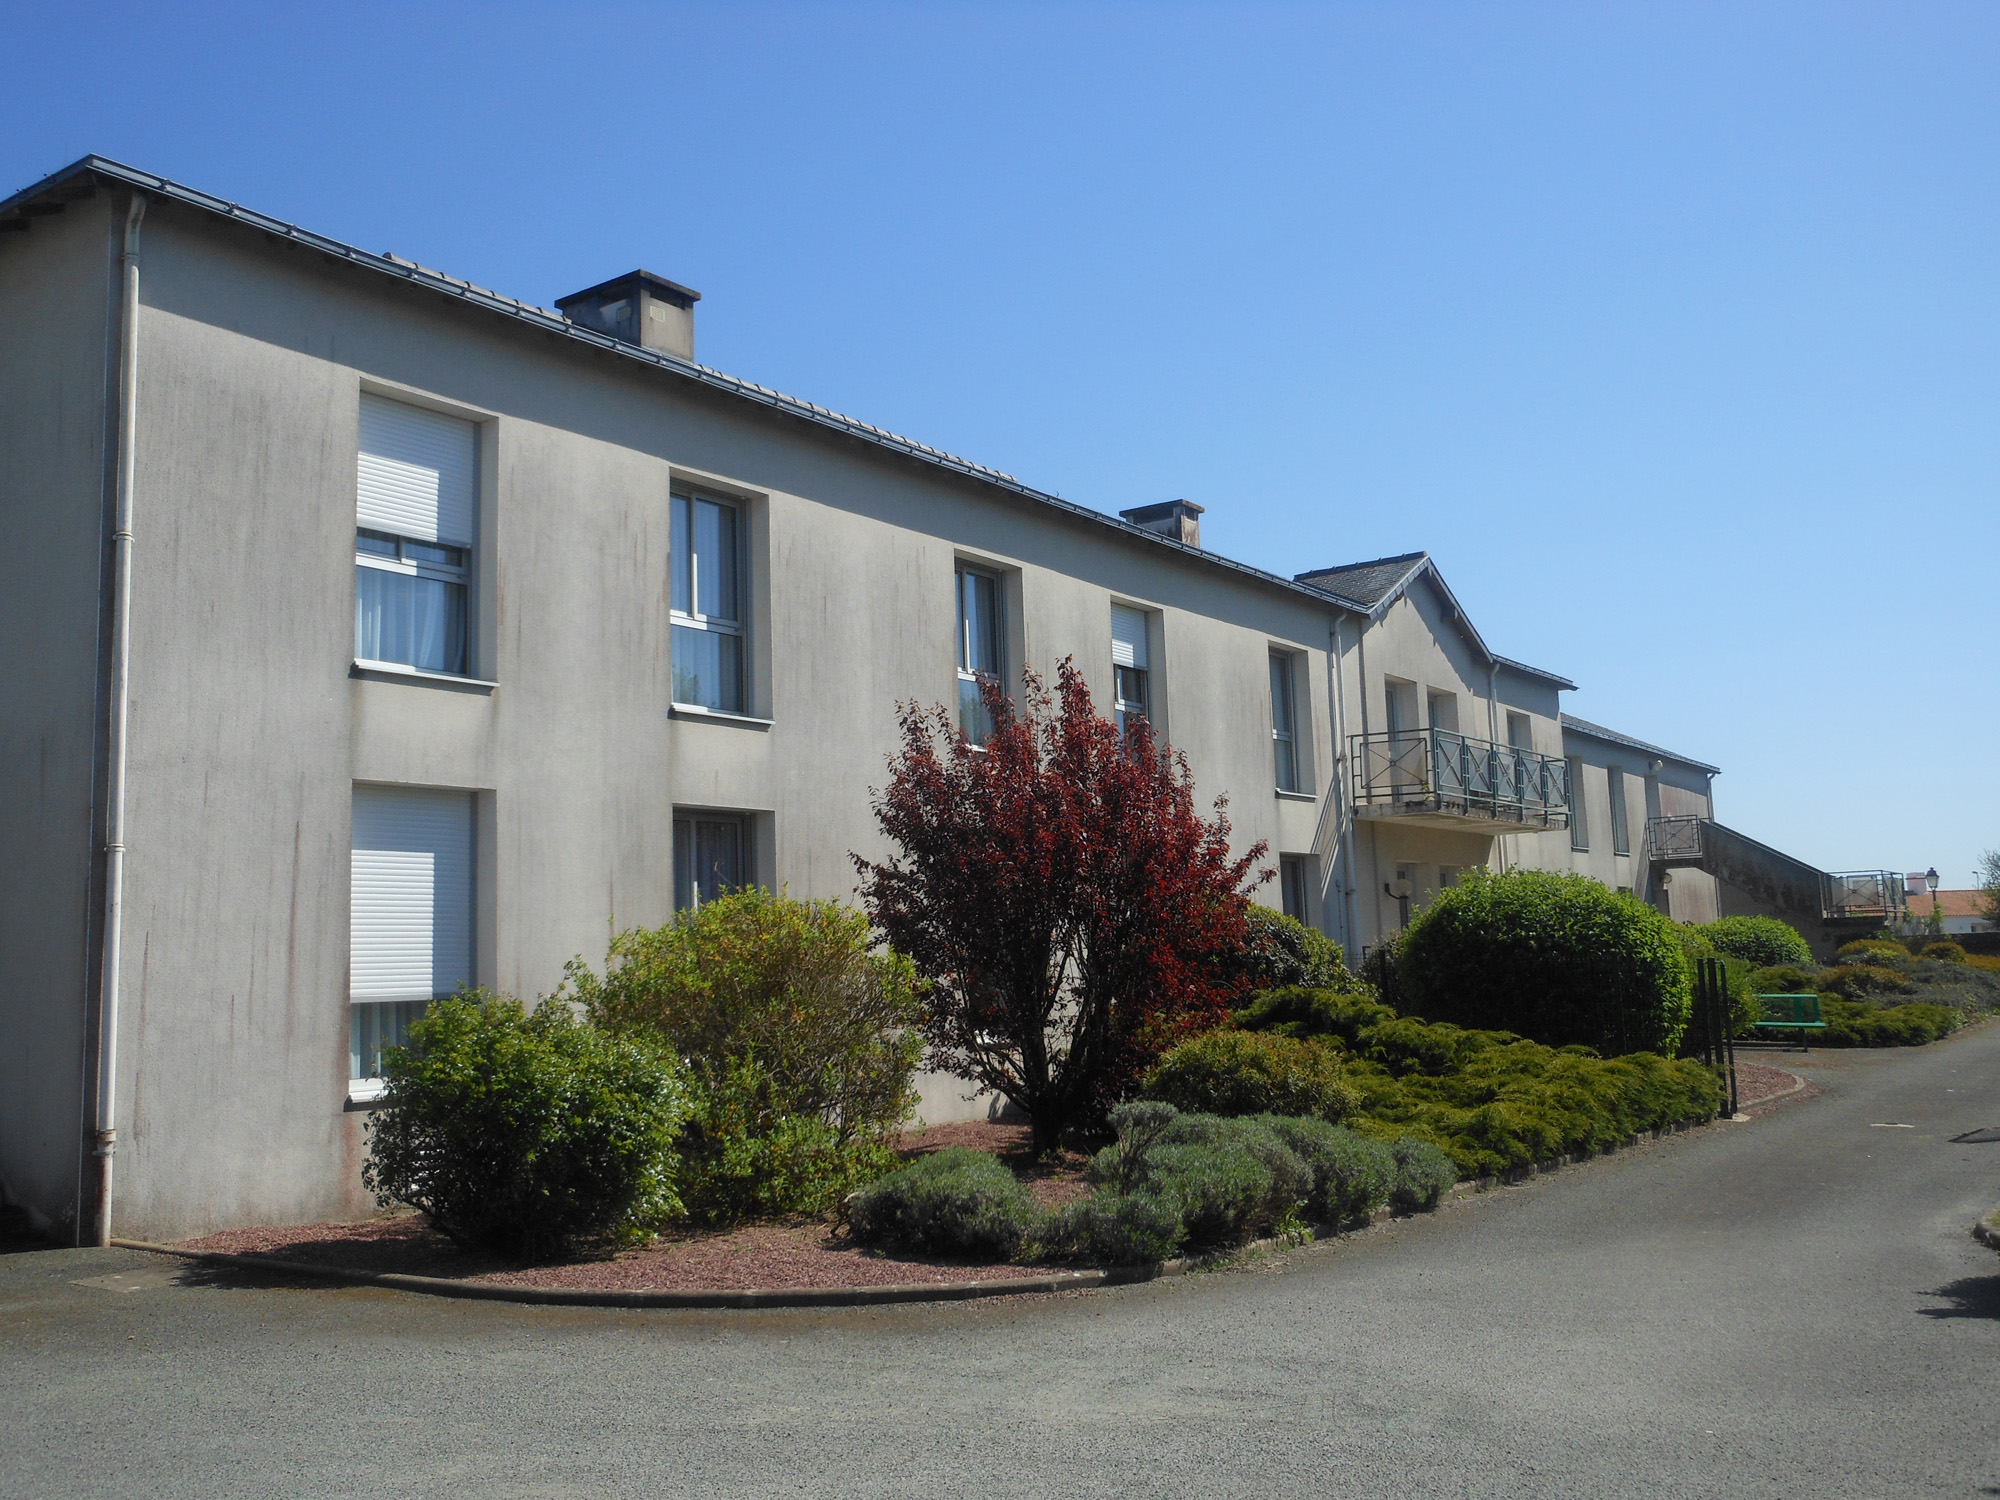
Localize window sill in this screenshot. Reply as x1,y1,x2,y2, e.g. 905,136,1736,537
1274,789,1318,803
345,1078,389,1109
352,659,497,693
670,703,774,729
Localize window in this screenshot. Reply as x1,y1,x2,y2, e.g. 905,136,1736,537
1112,604,1151,738
1426,690,1458,732
956,564,1002,744
1608,766,1631,855
1393,861,1416,930
1270,653,1300,793
349,785,474,1086
1279,855,1310,922
671,491,743,713
355,395,476,677
1506,712,1533,750
675,813,747,910
1567,757,1589,850
1438,865,1460,890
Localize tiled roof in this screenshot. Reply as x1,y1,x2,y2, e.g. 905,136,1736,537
1293,552,1427,608
1916,890,1991,920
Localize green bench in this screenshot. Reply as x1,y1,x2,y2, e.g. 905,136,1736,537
1753,992,1827,1051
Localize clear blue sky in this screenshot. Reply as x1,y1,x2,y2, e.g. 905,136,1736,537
7,2,1995,885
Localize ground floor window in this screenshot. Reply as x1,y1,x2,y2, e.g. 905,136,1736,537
1279,854,1311,923
675,812,749,911
349,785,475,1083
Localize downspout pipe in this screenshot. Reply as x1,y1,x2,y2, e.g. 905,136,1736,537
93,190,145,1248
1329,615,1358,958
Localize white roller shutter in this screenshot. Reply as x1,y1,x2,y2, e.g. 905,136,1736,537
1111,604,1151,669
350,786,474,1002
357,394,477,546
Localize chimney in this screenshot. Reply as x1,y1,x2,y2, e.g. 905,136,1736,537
1118,499,1204,548
556,270,701,361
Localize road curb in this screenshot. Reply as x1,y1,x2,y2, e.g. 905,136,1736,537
1973,1212,2000,1254
109,1114,1729,1310
109,1239,1185,1308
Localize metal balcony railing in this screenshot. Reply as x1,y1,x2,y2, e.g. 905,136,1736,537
1822,870,1907,921
1349,727,1571,831
1646,815,1706,864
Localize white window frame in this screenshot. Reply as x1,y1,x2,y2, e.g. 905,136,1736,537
955,563,1003,745
1270,652,1300,794
671,490,746,713
1279,854,1310,922
1608,765,1631,855
1112,604,1153,739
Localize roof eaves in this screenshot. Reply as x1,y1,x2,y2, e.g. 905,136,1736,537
3,156,1378,621
1493,655,1577,691
1559,713,1720,774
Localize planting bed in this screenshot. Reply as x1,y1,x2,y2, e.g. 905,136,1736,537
174,1121,1075,1291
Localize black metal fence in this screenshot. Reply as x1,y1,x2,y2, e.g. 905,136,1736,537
1687,956,1739,1116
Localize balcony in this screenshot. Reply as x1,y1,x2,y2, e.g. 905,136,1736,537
1348,727,1570,833
1646,815,1707,866
1822,870,1907,922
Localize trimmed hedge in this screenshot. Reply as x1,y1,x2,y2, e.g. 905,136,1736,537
1235,906,1355,991
1922,941,1969,964
1397,870,1693,1054
363,993,692,1260
1701,916,1814,968
846,1146,1038,1260
1139,1029,1355,1121
1836,938,1908,963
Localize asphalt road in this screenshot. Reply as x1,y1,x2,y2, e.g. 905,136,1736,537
7,1027,2000,1500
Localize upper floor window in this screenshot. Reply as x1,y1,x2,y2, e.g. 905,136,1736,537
355,395,476,677
1270,653,1299,792
1567,756,1589,851
956,564,1002,744
1427,689,1458,732
1112,604,1152,738
671,491,743,713
1608,765,1631,855
1506,712,1533,751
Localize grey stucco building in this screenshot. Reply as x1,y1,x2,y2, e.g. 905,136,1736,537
5,157,1741,1245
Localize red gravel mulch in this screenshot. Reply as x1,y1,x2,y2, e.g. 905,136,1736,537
1733,1061,1805,1110
176,1120,1090,1292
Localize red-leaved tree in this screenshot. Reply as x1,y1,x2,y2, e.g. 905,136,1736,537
854,659,1268,1154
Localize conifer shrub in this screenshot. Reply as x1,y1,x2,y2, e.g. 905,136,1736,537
1139,1029,1355,1121
1836,937,1907,962
363,993,692,1260
1397,870,1692,1054
1817,998,1961,1047
845,1147,1039,1260
1815,963,1915,1000
1922,941,1969,964
1701,916,1816,968
1234,986,1397,1045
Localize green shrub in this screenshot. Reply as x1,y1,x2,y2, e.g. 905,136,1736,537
1748,964,1818,995
1140,1029,1355,1121
1680,927,1760,1038
363,993,692,1260
1259,1116,1395,1223
1084,1110,1309,1254
1837,937,1909,962
568,890,924,1222
1389,1136,1458,1211
1922,941,1968,964
1701,917,1815,968
1816,963,1915,1000
1235,906,1354,991
1037,1191,1182,1265
846,1146,1039,1260
1397,870,1692,1054
1342,1033,1722,1179
1818,999,1961,1047
1235,985,1397,1044
1364,1016,1511,1076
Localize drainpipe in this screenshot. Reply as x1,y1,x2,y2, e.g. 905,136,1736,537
1329,616,1357,956
92,190,145,1248
1485,661,1505,873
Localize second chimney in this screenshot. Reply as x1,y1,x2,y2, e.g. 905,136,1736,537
1118,499,1204,548
556,270,702,361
